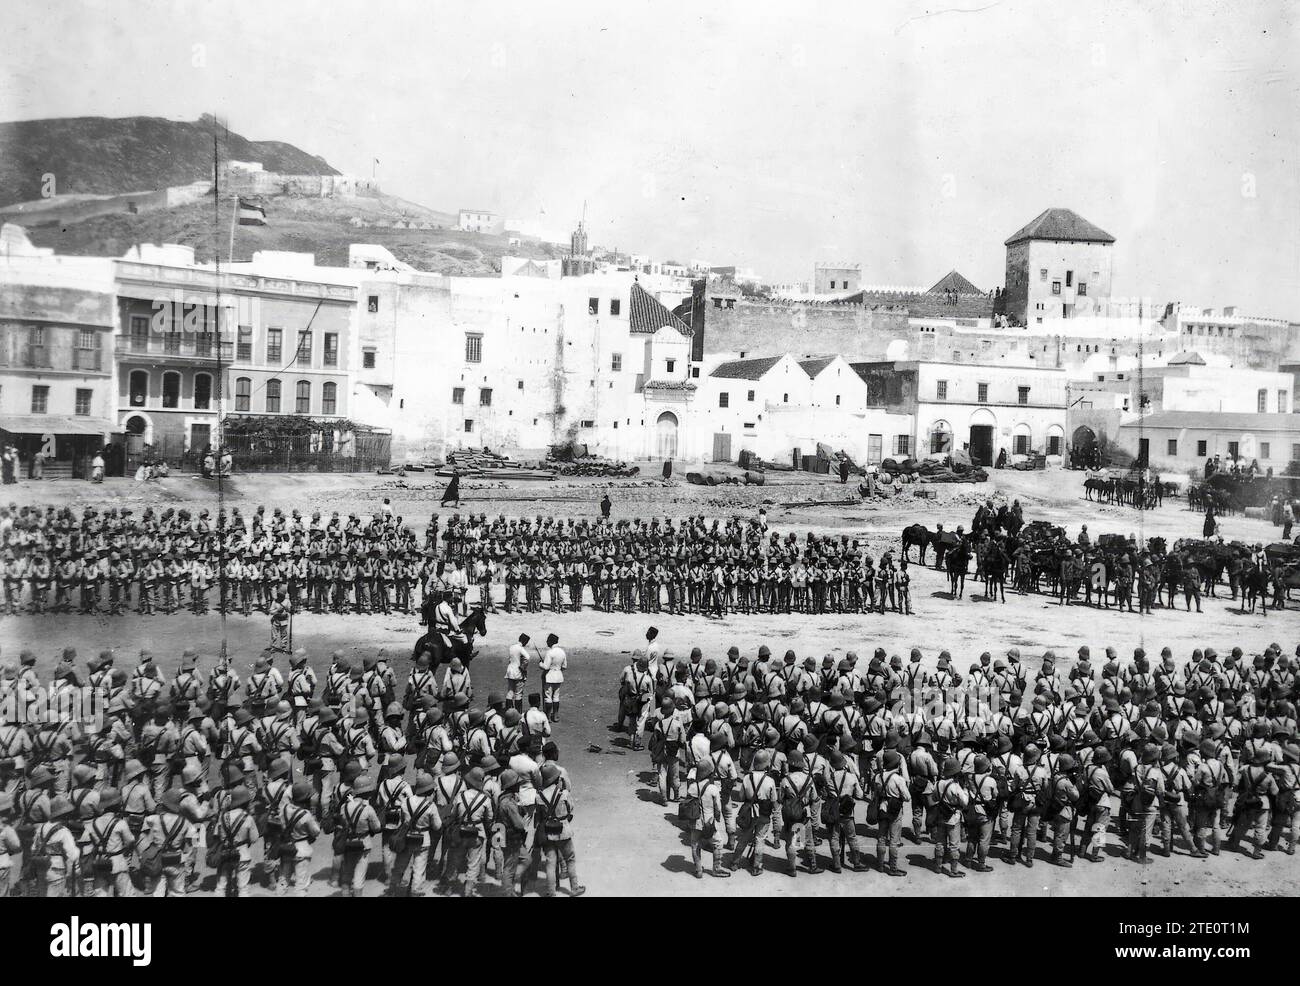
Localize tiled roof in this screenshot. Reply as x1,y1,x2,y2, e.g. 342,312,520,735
1166,351,1206,365
797,356,836,378
927,270,982,294
710,355,785,380
628,281,693,337
1120,411,1300,432
1004,208,1115,246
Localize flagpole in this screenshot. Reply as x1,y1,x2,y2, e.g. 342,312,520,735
229,193,238,263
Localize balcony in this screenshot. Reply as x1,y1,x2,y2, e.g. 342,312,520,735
117,333,234,363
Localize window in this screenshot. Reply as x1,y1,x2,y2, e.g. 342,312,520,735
1167,439,1178,456
977,382,989,403
368,295,379,313
783,393,788,403
452,387,465,404
237,325,252,361
236,377,251,412
588,297,599,315
479,388,493,406
31,384,48,413
362,348,376,369
295,380,311,413
579,419,595,428
194,373,212,411
465,334,482,363
1013,434,1030,455
324,333,338,366
666,359,675,374
835,395,841,406
1260,442,1271,460
266,328,282,363
747,389,755,402
464,419,474,433
1065,270,1073,287
1018,386,1030,406
1293,444,1300,462
1039,268,1047,281
74,388,92,416
1197,440,1207,456
743,422,756,430
266,378,281,413
296,331,312,364
1047,435,1062,456
1051,281,1061,295
611,353,622,372
517,380,524,390
1077,282,1087,297
610,299,621,316
1279,390,1289,414
936,380,948,400
322,382,337,415
129,315,149,351
719,393,729,408
129,370,149,407
894,435,910,456
74,328,100,370
162,372,180,409
691,366,700,378
1258,389,1267,412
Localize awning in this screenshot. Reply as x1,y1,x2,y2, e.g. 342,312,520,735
0,415,117,436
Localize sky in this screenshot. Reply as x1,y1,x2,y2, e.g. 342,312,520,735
2,0,1297,317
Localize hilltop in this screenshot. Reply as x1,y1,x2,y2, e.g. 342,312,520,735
24,193,564,276
0,114,338,205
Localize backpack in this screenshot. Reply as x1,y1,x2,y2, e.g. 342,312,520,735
780,774,811,828
435,776,464,825
537,786,569,838
340,801,370,853
139,815,187,877
821,772,853,826
391,797,432,852
679,781,703,824
28,823,66,876
279,806,313,860
86,816,122,875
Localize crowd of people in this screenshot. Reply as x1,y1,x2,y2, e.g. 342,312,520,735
438,510,915,615
0,505,925,618
617,628,1299,879
0,642,584,897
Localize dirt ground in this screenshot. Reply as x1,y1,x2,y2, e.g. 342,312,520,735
1,466,1296,896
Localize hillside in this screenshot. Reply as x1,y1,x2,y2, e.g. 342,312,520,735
0,114,339,206
24,193,564,276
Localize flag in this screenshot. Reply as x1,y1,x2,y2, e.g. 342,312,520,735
237,197,267,226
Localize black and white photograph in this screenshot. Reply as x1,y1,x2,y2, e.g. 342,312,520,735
0,0,1297,939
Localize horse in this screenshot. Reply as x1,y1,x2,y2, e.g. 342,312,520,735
1084,476,1114,503
1241,567,1269,616
413,605,488,667
901,524,931,565
946,541,971,599
983,542,1008,602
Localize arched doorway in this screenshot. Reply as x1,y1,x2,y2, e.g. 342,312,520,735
656,411,679,460
122,413,152,469
1070,425,1099,469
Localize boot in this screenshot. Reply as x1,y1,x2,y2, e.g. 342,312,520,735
711,858,731,878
